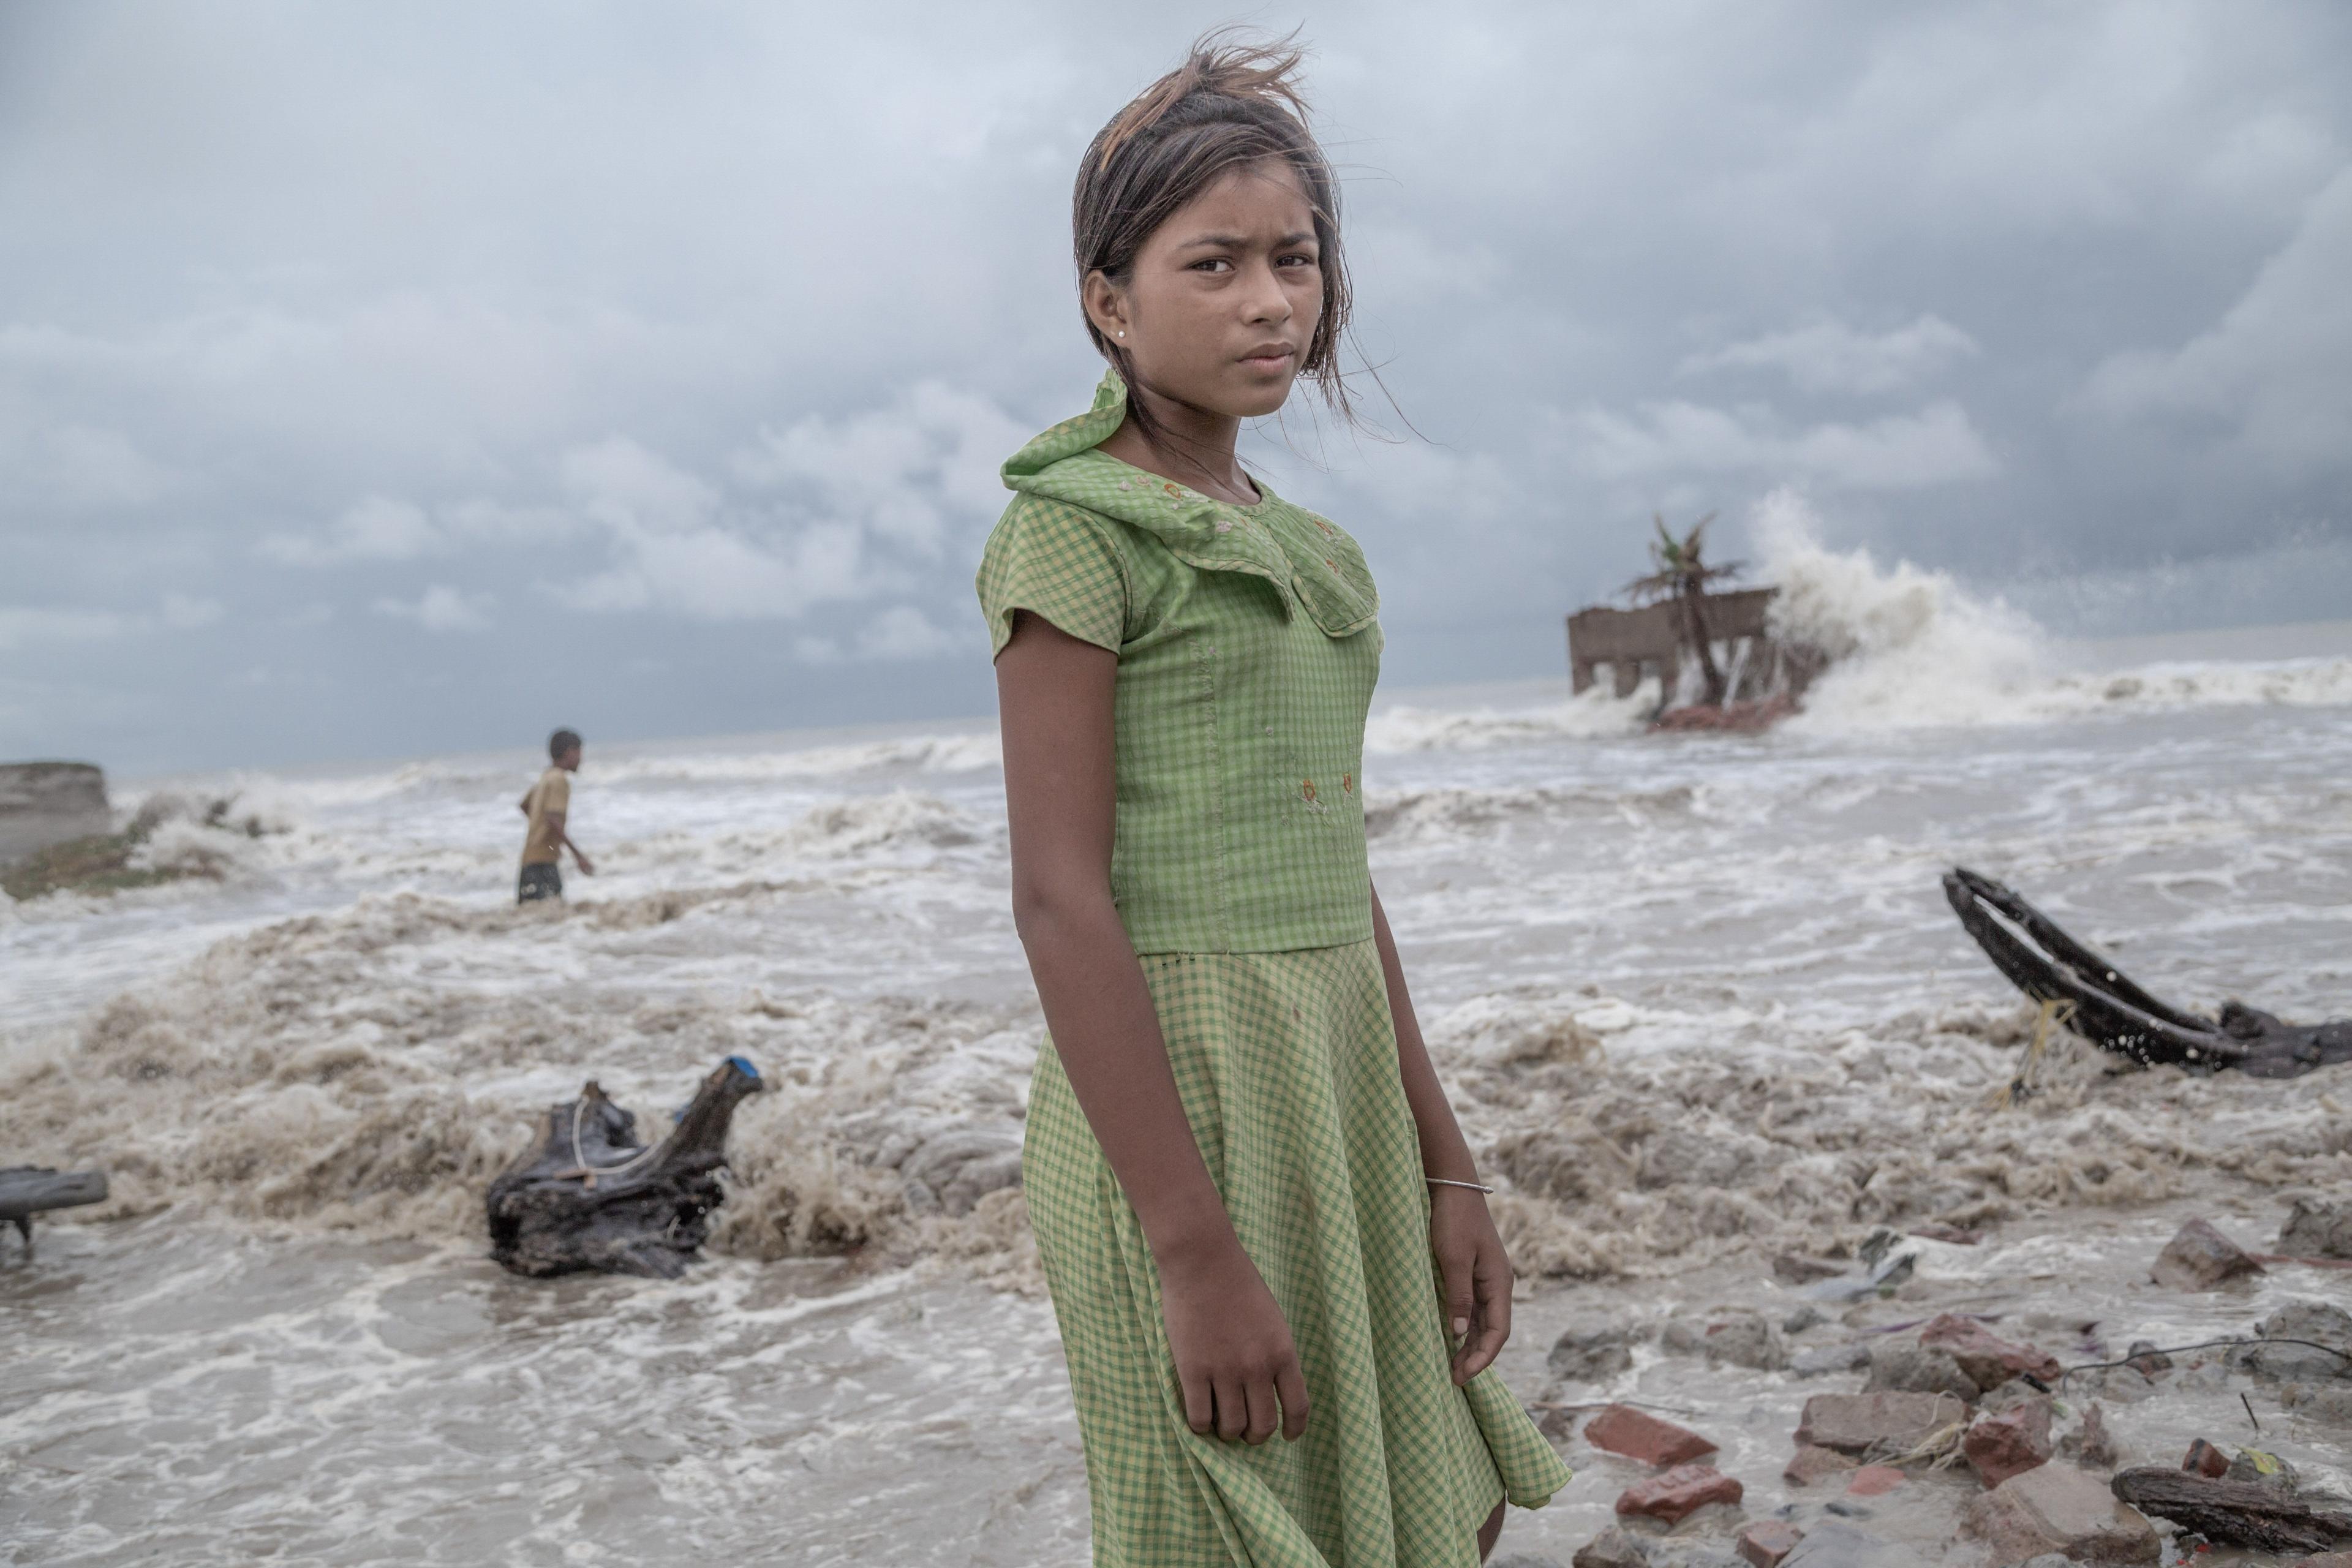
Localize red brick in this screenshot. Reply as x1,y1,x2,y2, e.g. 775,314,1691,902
1615,1463,1745,1525
1738,1520,1804,1567
1964,1399,2054,1488
1917,1314,2065,1390
1847,1464,1907,1497
2183,1438,2231,1478
1583,1403,1719,1467
1784,1444,1860,1487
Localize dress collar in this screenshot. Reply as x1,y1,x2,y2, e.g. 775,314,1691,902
1000,371,1378,638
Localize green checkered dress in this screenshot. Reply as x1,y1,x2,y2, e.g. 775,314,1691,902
979,374,1571,1567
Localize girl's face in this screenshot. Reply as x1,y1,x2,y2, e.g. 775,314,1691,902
1087,158,1324,423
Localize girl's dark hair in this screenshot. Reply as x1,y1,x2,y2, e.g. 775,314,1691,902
1074,31,1356,445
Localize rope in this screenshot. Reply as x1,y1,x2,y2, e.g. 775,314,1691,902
2059,1336,2351,1389
1989,998,2075,1109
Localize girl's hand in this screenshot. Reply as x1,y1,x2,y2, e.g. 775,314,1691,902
1430,1185,1512,1384
1158,1237,1311,1445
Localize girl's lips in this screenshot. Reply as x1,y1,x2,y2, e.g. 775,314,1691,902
1240,349,1297,370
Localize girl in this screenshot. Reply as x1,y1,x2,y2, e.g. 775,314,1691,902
979,36,1570,1567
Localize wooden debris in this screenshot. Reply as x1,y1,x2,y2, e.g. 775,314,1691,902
486,1058,763,1279
1944,866,2352,1078
2110,1468,2352,1555
0,1166,108,1257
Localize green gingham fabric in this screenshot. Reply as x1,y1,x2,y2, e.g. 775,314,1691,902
1024,943,1573,1567
978,371,1384,954
988,377,1570,1564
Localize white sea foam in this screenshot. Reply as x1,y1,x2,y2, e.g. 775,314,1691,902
8,887,2346,1295
589,731,1003,787
1757,489,2352,733
1365,684,1653,752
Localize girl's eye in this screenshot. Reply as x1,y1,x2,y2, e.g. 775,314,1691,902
1192,258,1233,273
1278,254,1317,269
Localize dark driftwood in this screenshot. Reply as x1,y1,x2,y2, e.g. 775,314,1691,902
1,1166,108,1257
1945,867,2352,1079
486,1058,763,1279
2111,1467,2352,1553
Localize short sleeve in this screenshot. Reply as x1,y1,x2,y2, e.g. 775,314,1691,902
974,498,1128,658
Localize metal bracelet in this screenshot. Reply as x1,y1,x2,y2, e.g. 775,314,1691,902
1424,1177,1495,1195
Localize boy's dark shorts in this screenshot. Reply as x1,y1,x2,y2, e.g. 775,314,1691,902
518,862,563,903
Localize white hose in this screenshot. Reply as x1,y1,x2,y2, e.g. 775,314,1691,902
570,1096,663,1180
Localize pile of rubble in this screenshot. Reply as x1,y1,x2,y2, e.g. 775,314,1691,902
1508,1206,2352,1568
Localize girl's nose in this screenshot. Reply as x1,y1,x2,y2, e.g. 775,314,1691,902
1241,260,1293,323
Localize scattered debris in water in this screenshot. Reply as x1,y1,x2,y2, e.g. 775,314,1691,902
1945,866,2352,1079
486,1057,764,1278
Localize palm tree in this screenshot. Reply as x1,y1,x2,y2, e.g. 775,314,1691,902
1624,512,1743,707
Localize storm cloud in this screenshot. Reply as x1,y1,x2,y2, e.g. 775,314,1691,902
2,1,2347,771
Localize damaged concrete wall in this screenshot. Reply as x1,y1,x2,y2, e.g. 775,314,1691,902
1566,587,1819,707
0,762,111,866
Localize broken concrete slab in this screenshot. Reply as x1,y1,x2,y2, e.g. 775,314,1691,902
1779,1520,1926,1568
1551,1316,1641,1384
1663,1311,1790,1371
2150,1218,2266,1291
1863,1341,1980,1403
1571,1528,1652,1568
1790,1341,1871,1379
2232,1298,2352,1383
2224,1447,2298,1490
1793,1392,1969,1458
1966,1461,2161,1565
1584,1404,1719,1467
1617,1464,1745,1526
2280,1196,2352,1261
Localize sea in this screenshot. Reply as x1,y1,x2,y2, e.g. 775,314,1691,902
5,533,2350,1566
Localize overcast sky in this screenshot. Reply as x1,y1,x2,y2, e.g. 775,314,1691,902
4,1,2348,774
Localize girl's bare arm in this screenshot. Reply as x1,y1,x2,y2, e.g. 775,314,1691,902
1370,883,1513,1384
996,611,1309,1444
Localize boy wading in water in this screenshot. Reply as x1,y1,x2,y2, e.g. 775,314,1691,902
980,36,1569,1566
518,728,594,903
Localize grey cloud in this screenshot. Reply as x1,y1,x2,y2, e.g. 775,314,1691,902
262,496,447,565
1566,399,1999,491
0,606,137,653
1678,316,1980,394
372,585,496,634
0,0,2346,771
2080,167,2352,471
